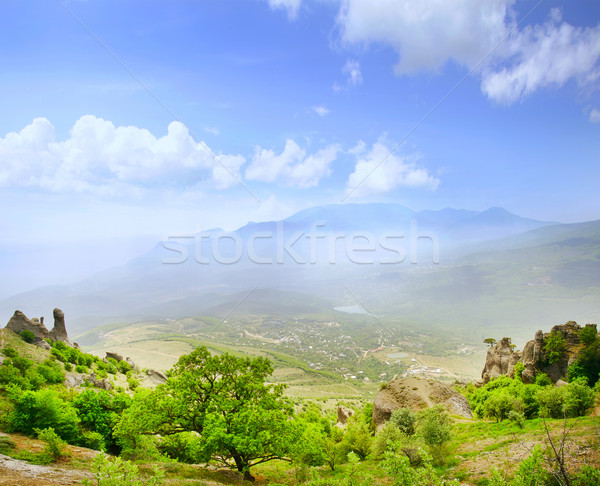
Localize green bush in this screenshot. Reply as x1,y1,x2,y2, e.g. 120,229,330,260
9,388,80,443
35,427,71,462
81,452,164,486
1,347,18,358
118,360,131,374
544,330,567,364
482,391,522,422
36,359,65,384
417,405,451,448
578,326,599,347
390,407,417,435
382,448,458,486
534,373,552,387
20,330,35,343
507,410,525,428
80,431,106,451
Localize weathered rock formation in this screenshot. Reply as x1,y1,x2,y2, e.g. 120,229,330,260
146,369,167,385
104,351,136,369
481,337,521,383
482,321,598,384
105,351,125,363
6,311,49,339
373,377,472,429
337,405,354,427
48,308,70,344
4,308,71,348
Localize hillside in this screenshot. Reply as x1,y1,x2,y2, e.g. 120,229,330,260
1,315,599,485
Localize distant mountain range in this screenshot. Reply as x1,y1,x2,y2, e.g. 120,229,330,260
1,203,598,341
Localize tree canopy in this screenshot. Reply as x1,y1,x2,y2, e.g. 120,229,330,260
124,347,294,481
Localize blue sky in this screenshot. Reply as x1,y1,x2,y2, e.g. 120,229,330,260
1,0,599,264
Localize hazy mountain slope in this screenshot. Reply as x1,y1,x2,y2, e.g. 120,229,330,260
0,204,572,334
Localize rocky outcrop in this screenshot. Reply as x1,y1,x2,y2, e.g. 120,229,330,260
64,372,113,391
337,406,354,427
5,311,49,340
483,321,598,384
373,377,472,429
481,337,521,384
105,351,125,363
146,369,167,384
48,308,70,344
4,308,71,348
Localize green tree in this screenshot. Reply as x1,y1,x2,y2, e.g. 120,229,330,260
124,347,294,481
544,331,567,364
484,338,497,348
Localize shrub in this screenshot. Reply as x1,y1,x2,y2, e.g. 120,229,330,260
81,452,164,486
417,405,451,448
1,347,18,358
390,408,417,435
10,389,80,443
36,360,65,384
534,373,552,387
544,330,567,364
513,362,525,381
483,392,522,422
20,330,35,343
382,448,459,486
340,418,372,460
118,360,131,374
35,427,71,462
373,421,406,458
507,410,525,428
578,326,599,347
80,431,106,451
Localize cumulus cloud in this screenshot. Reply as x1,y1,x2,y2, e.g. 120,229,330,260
482,14,600,103
590,108,600,123
334,1,600,103
267,0,302,19
345,138,439,197
0,116,246,194
312,105,331,117
246,139,340,188
337,0,512,74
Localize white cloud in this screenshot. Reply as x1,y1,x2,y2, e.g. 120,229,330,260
337,0,512,74
334,1,600,103
345,137,439,197
312,105,331,117
0,116,246,195
343,59,363,86
246,139,340,188
482,15,600,103
267,0,302,19
203,126,220,136
590,108,600,123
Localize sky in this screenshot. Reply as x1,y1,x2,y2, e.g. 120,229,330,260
1,0,600,290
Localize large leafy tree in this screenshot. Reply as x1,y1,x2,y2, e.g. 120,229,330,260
127,347,294,481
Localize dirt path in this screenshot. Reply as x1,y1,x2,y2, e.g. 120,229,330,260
0,453,92,485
